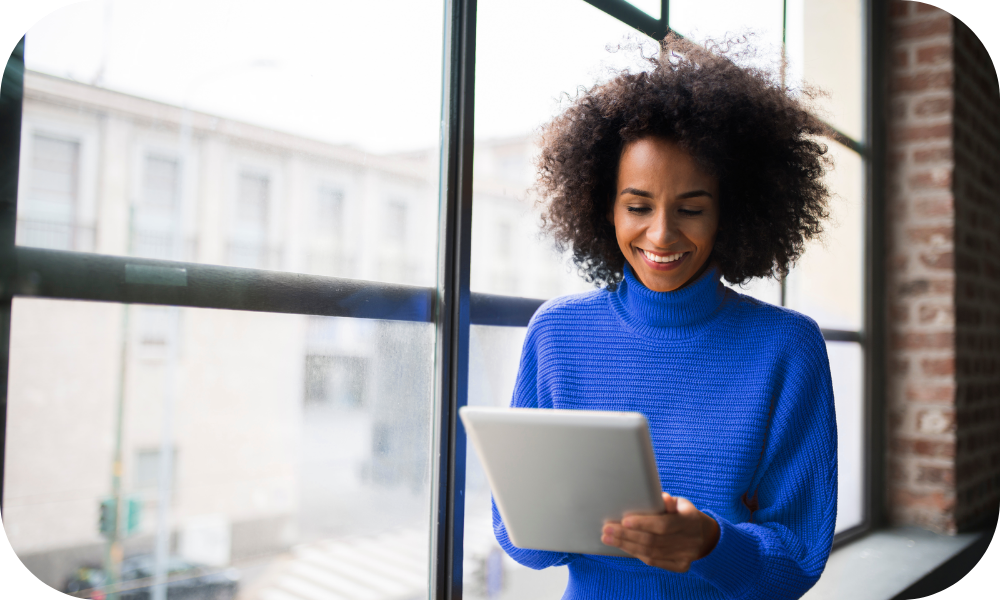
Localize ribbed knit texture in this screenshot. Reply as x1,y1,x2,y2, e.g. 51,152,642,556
493,265,838,600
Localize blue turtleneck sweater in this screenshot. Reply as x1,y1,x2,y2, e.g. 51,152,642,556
493,265,837,599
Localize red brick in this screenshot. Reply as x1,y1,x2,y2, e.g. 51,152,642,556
897,279,930,296
917,43,952,65
892,71,954,93
890,303,910,323
918,304,953,324
894,48,910,69
890,458,910,483
920,251,954,269
909,169,952,189
914,97,953,117
890,488,955,511
915,439,956,459
905,384,956,403
894,16,952,41
907,225,953,245
917,465,955,485
914,196,954,218
913,146,953,162
892,357,910,375
894,332,954,350
892,123,952,142
929,279,955,295
921,357,955,376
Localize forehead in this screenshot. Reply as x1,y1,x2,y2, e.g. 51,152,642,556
617,137,711,183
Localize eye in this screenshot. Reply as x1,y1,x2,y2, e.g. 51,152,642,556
679,208,704,216
626,206,651,214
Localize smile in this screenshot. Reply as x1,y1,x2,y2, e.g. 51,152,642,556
640,249,686,264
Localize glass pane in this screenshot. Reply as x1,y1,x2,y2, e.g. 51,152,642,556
472,0,648,299
725,276,782,306
828,341,864,533
4,298,435,598
465,325,569,599
625,0,662,20
786,0,865,142
669,0,785,60
785,141,864,331
21,0,444,286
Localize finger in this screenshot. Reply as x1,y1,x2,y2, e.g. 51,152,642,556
662,492,679,513
621,513,676,535
612,538,682,566
602,524,665,554
601,522,627,546
612,526,659,548
675,496,699,516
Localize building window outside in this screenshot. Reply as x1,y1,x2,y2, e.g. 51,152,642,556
308,186,347,276
229,170,275,269
133,155,183,260
18,134,91,251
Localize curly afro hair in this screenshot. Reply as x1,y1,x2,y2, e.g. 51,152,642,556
537,34,832,288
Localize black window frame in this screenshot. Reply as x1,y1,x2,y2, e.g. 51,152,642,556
0,1,883,598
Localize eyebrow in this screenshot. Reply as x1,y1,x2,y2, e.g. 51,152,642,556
619,187,714,200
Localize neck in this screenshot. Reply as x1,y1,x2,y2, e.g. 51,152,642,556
609,264,729,339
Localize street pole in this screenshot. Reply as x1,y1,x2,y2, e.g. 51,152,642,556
103,204,135,600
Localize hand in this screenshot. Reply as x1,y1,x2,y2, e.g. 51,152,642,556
601,492,720,573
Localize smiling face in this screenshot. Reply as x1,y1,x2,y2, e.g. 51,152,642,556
609,137,720,293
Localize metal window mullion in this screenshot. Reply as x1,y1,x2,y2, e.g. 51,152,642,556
431,0,476,599
582,0,668,39
11,247,434,322
0,37,25,515
863,0,888,534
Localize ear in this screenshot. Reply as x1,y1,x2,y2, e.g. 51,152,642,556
606,196,616,226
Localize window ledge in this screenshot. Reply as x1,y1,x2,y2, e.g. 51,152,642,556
804,526,985,600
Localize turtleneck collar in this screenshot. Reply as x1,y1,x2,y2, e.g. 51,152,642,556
608,263,730,340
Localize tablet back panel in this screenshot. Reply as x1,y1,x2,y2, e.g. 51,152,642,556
460,406,663,556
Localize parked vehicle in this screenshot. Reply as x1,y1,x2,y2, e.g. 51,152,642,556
63,555,239,600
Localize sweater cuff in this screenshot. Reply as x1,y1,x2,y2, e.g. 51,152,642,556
689,511,761,598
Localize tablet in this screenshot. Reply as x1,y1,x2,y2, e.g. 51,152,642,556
460,406,664,557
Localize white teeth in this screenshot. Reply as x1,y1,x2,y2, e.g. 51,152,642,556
642,249,685,263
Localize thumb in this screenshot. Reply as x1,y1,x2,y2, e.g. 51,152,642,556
662,492,679,513
675,496,700,516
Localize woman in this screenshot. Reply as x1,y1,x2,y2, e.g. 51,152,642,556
493,35,838,599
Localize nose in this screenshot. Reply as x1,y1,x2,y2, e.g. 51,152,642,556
646,210,677,248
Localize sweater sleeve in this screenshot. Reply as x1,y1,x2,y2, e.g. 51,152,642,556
688,319,838,599
491,318,574,570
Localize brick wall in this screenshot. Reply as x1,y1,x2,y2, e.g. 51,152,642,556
886,1,1000,534
952,16,1000,530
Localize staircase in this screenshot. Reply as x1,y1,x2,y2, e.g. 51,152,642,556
244,529,428,600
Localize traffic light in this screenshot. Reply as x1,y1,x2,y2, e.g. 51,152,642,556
126,497,142,535
99,498,116,537
99,497,142,537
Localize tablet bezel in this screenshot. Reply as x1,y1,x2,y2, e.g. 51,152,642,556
460,406,664,557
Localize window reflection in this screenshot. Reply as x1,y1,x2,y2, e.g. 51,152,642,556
4,299,434,599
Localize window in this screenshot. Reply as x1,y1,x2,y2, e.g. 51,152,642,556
0,1,876,598
307,187,348,276
18,134,85,251
133,155,183,260
229,170,273,269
